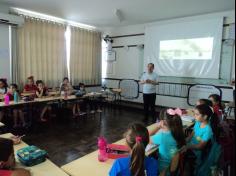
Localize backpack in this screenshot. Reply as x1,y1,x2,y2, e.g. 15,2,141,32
17,145,47,166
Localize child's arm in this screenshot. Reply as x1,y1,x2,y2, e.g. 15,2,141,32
36,90,43,98
35,91,39,97
149,121,163,136
186,140,208,151
186,131,194,143
12,168,31,176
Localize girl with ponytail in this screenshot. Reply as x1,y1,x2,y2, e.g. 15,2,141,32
150,108,186,173
185,104,219,165
208,94,224,119
109,123,158,176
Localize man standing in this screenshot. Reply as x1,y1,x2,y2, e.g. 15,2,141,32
140,63,159,123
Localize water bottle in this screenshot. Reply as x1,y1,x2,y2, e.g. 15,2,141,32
14,92,19,103
64,90,68,100
4,94,9,105
98,137,108,162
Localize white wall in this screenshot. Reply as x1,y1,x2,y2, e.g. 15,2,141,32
232,48,235,79
0,3,10,13
101,11,235,108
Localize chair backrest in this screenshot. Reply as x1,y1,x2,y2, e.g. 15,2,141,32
187,84,222,106
119,79,139,99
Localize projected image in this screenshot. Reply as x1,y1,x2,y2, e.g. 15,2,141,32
159,37,214,60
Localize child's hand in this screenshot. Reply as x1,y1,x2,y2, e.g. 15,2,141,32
10,135,22,145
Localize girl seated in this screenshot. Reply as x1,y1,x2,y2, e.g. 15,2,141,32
36,80,51,122
0,79,8,123
36,80,48,98
208,94,224,120
59,77,74,96
8,84,26,128
109,123,158,176
0,79,8,96
0,138,31,176
150,108,186,173
196,99,213,107
185,104,219,166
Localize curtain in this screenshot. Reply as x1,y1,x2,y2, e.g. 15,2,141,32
17,18,67,88
70,27,101,85
11,26,18,84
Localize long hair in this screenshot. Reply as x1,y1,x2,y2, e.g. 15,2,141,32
209,94,223,109
160,109,186,148
195,104,220,141
36,80,44,86
125,123,149,176
0,138,14,162
10,84,19,93
198,99,213,107
0,78,8,93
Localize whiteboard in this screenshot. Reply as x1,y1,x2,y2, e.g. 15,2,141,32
0,24,11,83
187,84,222,106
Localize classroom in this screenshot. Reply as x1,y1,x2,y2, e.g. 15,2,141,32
0,0,235,176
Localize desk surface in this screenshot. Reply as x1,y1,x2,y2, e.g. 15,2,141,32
0,93,103,107
61,121,194,176
112,89,122,93
60,124,170,176
0,122,5,127
0,133,69,176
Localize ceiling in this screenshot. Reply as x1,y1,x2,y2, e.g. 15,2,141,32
0,0,235,27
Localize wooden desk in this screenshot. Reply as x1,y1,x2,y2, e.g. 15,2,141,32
112,89,122,93
21,92,35,97
61,121,194,176
0,133,69,176
84,92,102,98
0,93,103,108
60,124,162,176
112,89,122,101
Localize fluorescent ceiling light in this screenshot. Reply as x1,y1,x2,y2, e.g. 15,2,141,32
11,7,96,30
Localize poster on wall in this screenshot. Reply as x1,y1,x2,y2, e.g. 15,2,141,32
106,50,116,62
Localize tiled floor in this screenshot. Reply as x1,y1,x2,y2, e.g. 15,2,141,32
12,106,153,167
5,104,235,175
